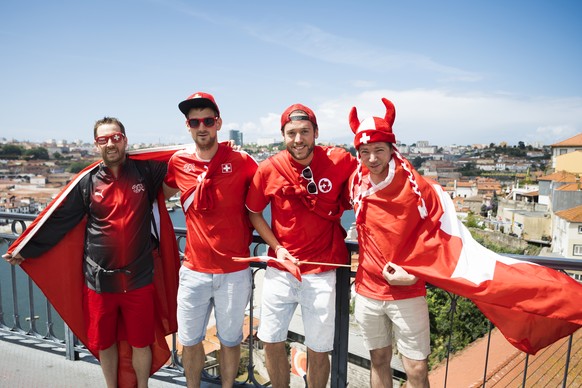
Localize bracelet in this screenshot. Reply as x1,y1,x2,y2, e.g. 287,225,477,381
274,245,284,255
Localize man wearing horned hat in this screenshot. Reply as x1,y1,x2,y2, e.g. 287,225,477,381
349,98,431,388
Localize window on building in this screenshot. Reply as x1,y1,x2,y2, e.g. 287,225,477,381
574,244,582,256
578,225,582,234
559,149,568,155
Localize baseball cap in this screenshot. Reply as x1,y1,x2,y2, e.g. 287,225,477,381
280,103,318,130
178,92,220,116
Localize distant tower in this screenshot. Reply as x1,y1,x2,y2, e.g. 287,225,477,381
229,129,243,146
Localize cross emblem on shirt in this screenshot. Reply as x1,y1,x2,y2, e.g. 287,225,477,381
222,163,232,173
359,132,371,144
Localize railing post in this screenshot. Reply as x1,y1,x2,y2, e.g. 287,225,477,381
331,266,351,388
64,323,79,360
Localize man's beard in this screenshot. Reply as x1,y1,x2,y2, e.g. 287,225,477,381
195,134,217,151
287,143,315,161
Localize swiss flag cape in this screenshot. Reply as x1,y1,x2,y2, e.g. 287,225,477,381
7,145,185,387
359,162,582,355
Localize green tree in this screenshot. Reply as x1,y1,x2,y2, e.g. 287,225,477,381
69,161,93,173
24,147,49,160
0,144,23,159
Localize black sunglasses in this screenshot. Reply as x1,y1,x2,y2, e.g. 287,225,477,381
301,166,318,194
187,116,218,129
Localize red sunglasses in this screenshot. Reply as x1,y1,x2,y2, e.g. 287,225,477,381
187,117,218,129
95,132,125,145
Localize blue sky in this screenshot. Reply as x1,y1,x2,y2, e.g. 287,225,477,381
1,0,581,147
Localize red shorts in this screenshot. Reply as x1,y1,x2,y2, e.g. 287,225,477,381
84,283,155,350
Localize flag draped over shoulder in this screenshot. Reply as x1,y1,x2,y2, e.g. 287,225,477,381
395,181,582,355
7,145,185,387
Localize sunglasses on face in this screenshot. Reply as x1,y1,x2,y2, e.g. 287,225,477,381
301,166,318,194
95,132,125,145
187,117,218,129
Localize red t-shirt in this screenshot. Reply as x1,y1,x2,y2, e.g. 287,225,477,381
246,146,356,275
351,158,432,300
165,145,258,273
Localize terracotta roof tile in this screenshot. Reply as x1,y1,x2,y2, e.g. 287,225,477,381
429,328,582,387
551,133,582,147
555,183,582,191
538,171,578,182
555,204,582,222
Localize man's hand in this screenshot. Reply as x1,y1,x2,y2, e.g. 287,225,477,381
3,252,25,266
382,262,418,286
274,245,299,265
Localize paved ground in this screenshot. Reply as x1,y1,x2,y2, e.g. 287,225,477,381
0,333,185,387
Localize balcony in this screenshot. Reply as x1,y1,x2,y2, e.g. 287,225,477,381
1,212,581,387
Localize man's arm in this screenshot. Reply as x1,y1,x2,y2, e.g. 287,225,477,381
163,182,179,200
248,210,297,263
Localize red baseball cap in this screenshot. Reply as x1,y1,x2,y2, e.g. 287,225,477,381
280,103,318,130
178,92,220,116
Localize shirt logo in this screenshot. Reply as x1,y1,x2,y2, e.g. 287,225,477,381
222,163,232,174
318,178,332,193
183,163,195,173
94,190,104,199
132,183,146,194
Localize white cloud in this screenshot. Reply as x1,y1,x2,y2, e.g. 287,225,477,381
245,89,582,147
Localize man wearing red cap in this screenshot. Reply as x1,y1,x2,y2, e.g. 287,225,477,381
246,103,356,388
163,92,258,387
349,98,430,388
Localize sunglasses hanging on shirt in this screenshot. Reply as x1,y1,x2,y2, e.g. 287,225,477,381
301,166,318,194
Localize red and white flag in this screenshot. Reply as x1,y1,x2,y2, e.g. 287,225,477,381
7,145,185,386
400,183,582,354
233,256,302,281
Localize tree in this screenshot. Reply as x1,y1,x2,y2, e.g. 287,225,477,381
24,147,49,160
0,144,23,159
412,156,424,169
69,161,93,173
427,288,489,368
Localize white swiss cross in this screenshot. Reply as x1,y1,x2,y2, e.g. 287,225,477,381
222,163,232,173
359,132,371,144
113,133,122,142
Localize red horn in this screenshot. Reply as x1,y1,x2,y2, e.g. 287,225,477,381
349,106,360,134
382,98,395,127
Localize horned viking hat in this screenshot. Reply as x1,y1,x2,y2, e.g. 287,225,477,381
349,98,428,220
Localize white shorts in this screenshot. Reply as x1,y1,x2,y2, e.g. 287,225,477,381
177,266,251,347
258,267,336,353
354,294,430,360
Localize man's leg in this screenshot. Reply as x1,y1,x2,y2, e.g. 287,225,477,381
401,356,429,388
99,343,118,388
369,346,393,388
132,345,152,388
183,343,206,388
264,341,290,388
306,348,330,388
219,343,241,387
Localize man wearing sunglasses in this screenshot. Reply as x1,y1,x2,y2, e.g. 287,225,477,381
245,103,356,388
163,92,258,387
3,117,171,388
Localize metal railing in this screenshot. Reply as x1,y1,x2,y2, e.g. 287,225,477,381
0,211,580,387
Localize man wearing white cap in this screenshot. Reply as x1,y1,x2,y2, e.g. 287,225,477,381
349,98,431,388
